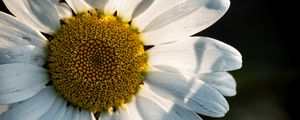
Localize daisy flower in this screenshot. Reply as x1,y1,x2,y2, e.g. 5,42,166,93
0,0,242,120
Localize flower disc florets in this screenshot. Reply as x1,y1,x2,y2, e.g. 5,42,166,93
48,11,147,112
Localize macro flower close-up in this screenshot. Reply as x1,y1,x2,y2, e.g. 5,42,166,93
0,0,242,120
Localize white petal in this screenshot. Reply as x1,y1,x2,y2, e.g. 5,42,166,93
52,1,73,19
134,0,230,45
125,97,143,120
0,63,48,94
0,63,49,104
104,0,119,15
3,0,62,34
0,87,57,120
58,4,73,19
0,104,9,114
131,0,154,19
137,88,174,120
85,0,150,18
144,68,229,117
80,110,95,120
99,106,142,120
85,0,108,11
99,112,121,120
39,97,66,120
0,85,44,105
0,12,47,48
195,72,237,96
0,45,47,66
66,0,92,14
117,106,133,120
117,0,142,22
62,106,75,120
72,108,80,120
137,87,202,120
148,37,242,74
133,0,185,30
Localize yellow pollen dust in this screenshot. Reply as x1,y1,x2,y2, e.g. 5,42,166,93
48,11,147,112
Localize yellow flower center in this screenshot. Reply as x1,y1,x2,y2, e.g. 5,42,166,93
48,11,147,112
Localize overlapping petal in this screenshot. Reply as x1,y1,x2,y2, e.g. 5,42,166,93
0,12,48,66
0,63,48,104
148,37,242,74
85,0,151,22
144,68,229,117
39,97,67,120
80,109,95,120
85,0,108,11
0,12,47,48
133,0,230,45
137,87,203,119
65,0,92,14
0,87,57,120
117,0,142,22
195,72,237,96
62,106,75,120
54,2,73,19
3,0,65,34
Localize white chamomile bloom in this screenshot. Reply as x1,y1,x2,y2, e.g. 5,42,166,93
0,0,242,120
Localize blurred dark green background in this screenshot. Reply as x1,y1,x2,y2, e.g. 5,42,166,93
1,0,298,120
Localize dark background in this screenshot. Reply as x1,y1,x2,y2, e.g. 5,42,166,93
1,0,298,120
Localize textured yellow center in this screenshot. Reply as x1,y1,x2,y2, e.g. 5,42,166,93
48,12,147,112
